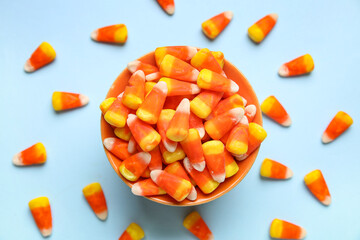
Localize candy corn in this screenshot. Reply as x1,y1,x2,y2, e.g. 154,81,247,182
191,48,223,74
100,97,116,114
160,55,199,82
127,114,161,152
122,71,145,110
145,82,156,96
155,46,197,67
224,150,239,178
248,13,278,43
180,129,206,172
28,197,52,237
211,94,245,118
278,54,314,77
270,219,306,239
148,146,162,170
211,51,225,68
24,42,56,72
160,143,185,164
164,94,195,110
131,179,166,196
183,211,213,240
156,0,175,15
91,24,127,44
260,159,293,179
235,122,267,161
103,137,131,161
165,162,197,201
82,182,108,220
160,77,200,96
119,223,145,240
226,116,249,155
261,96,291,127
322,111,353,143
146,72,162,82
202,140,226,183
166,98,190,142
128,136,138,154
183,158,219,194
127,60,159,76
157,109,178,152
136,81,168,124
304,169,331,205
197,69,239,93
13,143,46,166
151,170,192,202
119,152,151,181
52,91,89,111
202,11,233,39
141,167,151,178
114,125,132,141
190,90,223,119
204,108,244,140
189,112,205,139
104,93,130,128
244,104,257,122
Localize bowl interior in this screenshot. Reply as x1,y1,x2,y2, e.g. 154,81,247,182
100,50,262,206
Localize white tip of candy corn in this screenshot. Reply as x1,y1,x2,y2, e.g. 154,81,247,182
131,182,143,196
103,138,115,151
138,152,152,165
96,210,108,221
285,168,294,179
229,107,245,123
187,47,198,60
278,65,289,77
245,105,256,120
150,170,162,184
321,195,332,206
145,72,161,82
79,94,90,106
128,138,137,154
165,5,175,15
197,127,205,139
177,98,190,114
241,96,247,106
24,60,35,73
191,84,201,94
190,69,200,82
183,157,192,171
117,92,124,98
127,114,137,125
127,60,141,73
155,81,168,95
281,117,292,127
192,161,206,172
90,29,99,41
269,13,278,21
134,70,145,79
212,173,225,183
240,116,249,125
230,80,239,93
224,11,234,20
299,228,307,239
40,228,52,237
187,186,197,201
321,133,333,144
163,141,177,153
12,153,23,166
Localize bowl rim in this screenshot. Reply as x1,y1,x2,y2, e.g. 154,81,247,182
100,49,263,206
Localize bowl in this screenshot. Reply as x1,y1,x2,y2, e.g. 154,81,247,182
100,50,262,206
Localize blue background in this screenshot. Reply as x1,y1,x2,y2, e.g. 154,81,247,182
1,0,359,239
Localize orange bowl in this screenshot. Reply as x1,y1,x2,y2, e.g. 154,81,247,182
100,50,262,206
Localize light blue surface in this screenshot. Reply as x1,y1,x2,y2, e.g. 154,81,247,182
0,0,359,239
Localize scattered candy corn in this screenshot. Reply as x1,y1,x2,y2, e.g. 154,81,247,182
304,169,331,205
160,77,201,96
183,211,213,240
197,69,239,94
202,11,233,39
155,46,197,67
119,223,145,240
119,152,151,181
103,137,131,161
12,142,46,166
202,140,226,183
159,143,185,164
131,178,166,196
104,93,130,128
160,55,199,82
260,158,293,179
278,54,314,77
190,90,223,119
82,182,108,220
91,24,128,44
52,91,89,111
127,60,159,75
189,112,205,139
122,70,145,110
191,48,223,74
156,0,175,15
127,114,161,152
166,98,190,142
24,42,56,72
100,97,116,114
322,111,353,143
226,116,249,155
261,96,291,127
157,109,178,152
151,170,192,202
248,13,278,43
180,128,206,171
270,219,306,239
136,81,168,124
28,197,52,237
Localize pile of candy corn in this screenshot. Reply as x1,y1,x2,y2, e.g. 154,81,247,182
101,45,266,203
